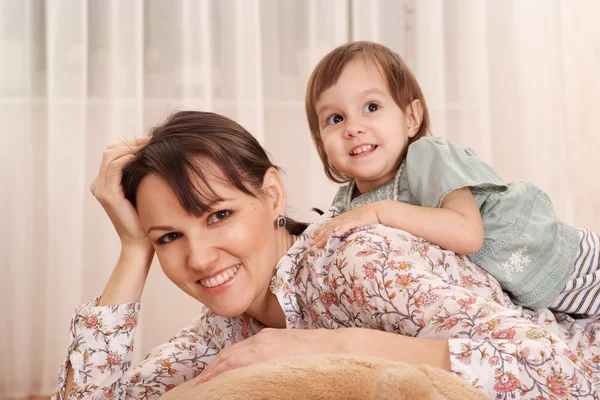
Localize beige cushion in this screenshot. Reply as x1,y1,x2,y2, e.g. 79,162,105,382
161,354,488,400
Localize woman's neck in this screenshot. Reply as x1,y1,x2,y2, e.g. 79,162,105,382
247,230,296,328
250,294,287,328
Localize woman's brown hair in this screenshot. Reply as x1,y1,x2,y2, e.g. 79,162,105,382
122,111,308,235
305,41,431,183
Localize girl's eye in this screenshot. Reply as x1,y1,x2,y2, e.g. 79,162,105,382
157,232,182,245
364,103,379,113
207,210,232,225
325,114,344,125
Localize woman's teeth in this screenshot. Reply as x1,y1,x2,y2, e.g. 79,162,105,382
350,144,376,156
200,264,240,288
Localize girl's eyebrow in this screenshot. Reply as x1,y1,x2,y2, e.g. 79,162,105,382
360,88,386,97
316,103,334,116
317,88,386,116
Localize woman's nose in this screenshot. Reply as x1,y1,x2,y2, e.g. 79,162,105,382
187,239,220,271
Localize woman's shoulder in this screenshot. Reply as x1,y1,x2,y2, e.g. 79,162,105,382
171,307,248,348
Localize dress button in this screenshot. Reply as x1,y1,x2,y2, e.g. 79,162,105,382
288,314,298,323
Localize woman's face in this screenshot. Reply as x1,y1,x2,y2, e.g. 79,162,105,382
135,163,285,318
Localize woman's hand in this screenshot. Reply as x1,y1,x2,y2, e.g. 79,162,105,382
194,328,343,385
194,327,451,385
310,203,381,247
90,137,151,249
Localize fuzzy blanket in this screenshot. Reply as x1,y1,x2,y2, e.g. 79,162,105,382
160,354,489,399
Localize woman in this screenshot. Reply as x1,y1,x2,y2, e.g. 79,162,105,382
53,111,599,399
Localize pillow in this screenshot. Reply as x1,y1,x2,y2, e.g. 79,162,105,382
160,354,488,400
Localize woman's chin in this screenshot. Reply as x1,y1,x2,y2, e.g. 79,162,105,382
205,303,249,318
194,287,251,318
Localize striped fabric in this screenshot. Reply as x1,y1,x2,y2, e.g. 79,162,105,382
550,229,600,316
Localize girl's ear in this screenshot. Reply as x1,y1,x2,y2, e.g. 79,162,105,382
405,99,424,139
261,167,287,215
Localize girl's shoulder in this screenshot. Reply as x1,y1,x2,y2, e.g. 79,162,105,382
407,136,476,159
405,136,506,208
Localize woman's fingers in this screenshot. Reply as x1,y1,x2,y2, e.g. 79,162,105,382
194,328,336,386
90,138,150,245
105,153,136,194
194,345,250,385
92,142,146,198
203,352,255,381
105,136,150,150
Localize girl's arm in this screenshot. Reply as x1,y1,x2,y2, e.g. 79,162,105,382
312,187,484,255
377,187,484,254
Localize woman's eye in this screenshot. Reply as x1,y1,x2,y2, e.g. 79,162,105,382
157,232,182,245
207,210,232,225
325,114,343,125
364,103,379,113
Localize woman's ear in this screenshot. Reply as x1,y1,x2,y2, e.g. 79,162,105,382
405,99,424,138
261,167,287,215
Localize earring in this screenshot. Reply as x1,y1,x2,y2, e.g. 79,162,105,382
275,215,287,229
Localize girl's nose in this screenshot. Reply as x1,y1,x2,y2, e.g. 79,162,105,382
344,117,365,138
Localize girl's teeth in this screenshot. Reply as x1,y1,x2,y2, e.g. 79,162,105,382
200,265,240,288
351,145,374,156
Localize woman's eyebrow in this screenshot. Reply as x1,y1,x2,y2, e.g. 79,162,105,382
148,225,174,234
146,197,236,234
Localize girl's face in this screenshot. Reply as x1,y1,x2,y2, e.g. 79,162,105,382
136,163,287,319
315,59,421,194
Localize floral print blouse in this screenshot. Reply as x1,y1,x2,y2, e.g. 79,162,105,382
52,212,600,399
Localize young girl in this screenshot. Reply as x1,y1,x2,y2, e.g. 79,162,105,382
306,41,599,313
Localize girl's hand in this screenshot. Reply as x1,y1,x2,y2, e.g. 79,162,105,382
90,137,151,249
194,328,342,385
310,203,380,247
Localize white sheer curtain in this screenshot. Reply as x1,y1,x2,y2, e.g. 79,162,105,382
1,0,598,396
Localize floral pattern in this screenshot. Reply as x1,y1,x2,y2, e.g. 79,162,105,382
499,247,531,282
53,212,600,399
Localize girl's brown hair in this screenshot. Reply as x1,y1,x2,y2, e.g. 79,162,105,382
305,41,431,183
122,111,308,235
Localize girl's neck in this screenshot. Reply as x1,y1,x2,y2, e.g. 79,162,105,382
353,160,405,198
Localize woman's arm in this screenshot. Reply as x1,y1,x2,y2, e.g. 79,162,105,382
93,137,156,307
199,223,597,398
338,328,451,371
61,139,156,397
312,187,484,255
193,327,450,385
335,226,596,398
53,300,218,400
62,245,153,398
